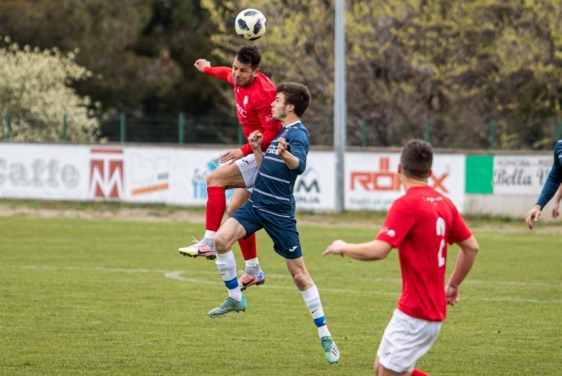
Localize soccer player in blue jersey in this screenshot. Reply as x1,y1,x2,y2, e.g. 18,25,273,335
526,139,562,229
551,185,562,219
206,82,340,365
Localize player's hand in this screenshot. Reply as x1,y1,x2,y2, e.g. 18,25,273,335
445,284,460,306
322,240,347,257
277,137,288,156
219,149,244,164
249,130,263,151
525,205,542,229
552,202,560,219
194,59,211,72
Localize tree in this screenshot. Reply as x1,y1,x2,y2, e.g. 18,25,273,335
0,38,99,142
202,0,562,149
0,0,220,115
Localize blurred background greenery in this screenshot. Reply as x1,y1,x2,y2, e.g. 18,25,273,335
1,0,562,148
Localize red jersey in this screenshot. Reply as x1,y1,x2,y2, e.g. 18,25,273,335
203,66,282,156
376,186,472,322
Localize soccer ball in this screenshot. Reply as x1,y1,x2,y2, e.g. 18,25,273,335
234,9,267,41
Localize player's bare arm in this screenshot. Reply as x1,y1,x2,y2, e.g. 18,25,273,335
219,148,244,164
194,59,211,72
277,137,299,169
525,204,542,229
322,239,393,261
248,130,264,167
446,235,479,306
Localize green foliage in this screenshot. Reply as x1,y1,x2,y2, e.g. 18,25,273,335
0,215,561,375
202,0,562,149
0,38,99,142
2,0,562,147
0,0,217,114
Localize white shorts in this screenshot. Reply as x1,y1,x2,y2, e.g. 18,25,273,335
234,154,259,189
376,309,442,373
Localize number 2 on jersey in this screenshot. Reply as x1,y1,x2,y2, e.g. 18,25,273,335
436,217,446,267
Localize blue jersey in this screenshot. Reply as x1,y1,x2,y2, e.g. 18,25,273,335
536,140,562,208
250,121,309,217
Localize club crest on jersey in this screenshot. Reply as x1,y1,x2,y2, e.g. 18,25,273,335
279,129,289,138
243,95,249,105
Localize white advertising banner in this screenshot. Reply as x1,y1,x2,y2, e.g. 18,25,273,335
0,144,465,213
85,145,235,206
294,151,335,211
493,155,553,195
172,148,236,206
0,143,90,200
345,152,466,212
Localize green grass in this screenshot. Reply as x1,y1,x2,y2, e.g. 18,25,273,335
0,214,561,375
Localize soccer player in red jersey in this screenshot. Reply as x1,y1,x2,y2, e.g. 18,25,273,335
322,139,479,376
178,46,282,290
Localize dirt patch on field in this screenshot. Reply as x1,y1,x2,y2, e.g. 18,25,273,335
0,199,382,227
0,199,561,233
0,201,206,223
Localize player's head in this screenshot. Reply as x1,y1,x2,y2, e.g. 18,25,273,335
400,139,433,179
272,83,311,121
232,46,262,87
236,46,262,69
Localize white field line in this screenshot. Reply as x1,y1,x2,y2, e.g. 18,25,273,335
5,265,562,303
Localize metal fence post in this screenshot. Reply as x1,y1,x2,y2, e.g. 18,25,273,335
361,118,367,148
178,113,185,144
490,119,496,149
120,114,126,143
6,113,11,140
62,114,68,141
425,118,431,143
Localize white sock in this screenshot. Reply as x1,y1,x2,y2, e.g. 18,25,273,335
216,251,242,301
204,230,216,244
302,285,331,338
245,257,260,275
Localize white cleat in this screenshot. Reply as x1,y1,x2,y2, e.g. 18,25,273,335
178,237,217,260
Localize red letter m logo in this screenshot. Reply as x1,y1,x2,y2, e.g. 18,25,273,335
90,149,124,198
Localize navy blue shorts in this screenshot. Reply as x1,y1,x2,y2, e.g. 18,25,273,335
231,202,302,259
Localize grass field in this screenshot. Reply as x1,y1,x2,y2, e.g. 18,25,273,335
1,204,561,375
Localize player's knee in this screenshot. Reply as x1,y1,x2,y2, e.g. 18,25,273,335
213,232,230,253
207,170,225,187
291,271,311,290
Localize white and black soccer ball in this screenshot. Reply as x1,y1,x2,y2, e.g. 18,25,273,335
234,9,267,41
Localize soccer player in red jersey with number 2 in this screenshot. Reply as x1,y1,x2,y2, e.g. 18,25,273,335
323,139,479,376
179,46,282,291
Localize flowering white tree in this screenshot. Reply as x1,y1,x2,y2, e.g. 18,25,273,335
0,37,100,142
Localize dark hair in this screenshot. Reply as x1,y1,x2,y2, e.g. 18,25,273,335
276,83,311,118
235,46,262,69
400,139,433,179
